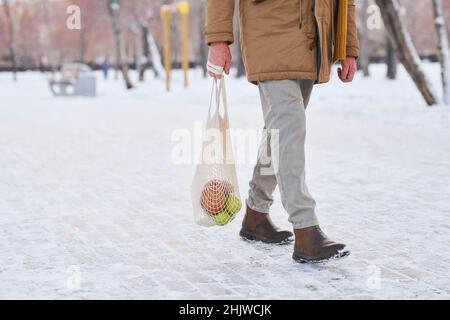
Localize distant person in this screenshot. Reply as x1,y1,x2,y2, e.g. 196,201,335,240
39,56,49,73
205,0,359,263
101,59,110,80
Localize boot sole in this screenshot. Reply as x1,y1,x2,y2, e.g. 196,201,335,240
239,229,294,245
293,249,350,264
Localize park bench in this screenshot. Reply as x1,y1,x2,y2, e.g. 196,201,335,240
49,63,96,97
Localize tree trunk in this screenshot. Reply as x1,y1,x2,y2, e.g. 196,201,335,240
148,32,163,78
358,0,370,77
139,25,150,82
108,1,133,89
234,0,245,78
79,27,86,63
432,0,450,105
386,36,398,80
375,0,437,106
3,0,18,81
39,0,55,76
235,34,245,78
132,36,140,78
197,0,208,77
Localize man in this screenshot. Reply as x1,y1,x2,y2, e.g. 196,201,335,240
204,0,359,262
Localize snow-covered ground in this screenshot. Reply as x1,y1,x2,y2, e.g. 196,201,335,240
0,64,449,299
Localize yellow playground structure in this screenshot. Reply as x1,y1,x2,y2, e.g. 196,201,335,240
160,1,190,92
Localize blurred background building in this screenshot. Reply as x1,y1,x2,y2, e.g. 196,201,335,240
0,0,449,72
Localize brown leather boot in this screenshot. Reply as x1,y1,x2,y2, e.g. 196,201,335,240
239,206,293,244
293,226,349,263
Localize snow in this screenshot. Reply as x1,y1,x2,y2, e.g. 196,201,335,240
0,64,449,299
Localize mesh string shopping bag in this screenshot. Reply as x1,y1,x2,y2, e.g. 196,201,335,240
191,78,242,227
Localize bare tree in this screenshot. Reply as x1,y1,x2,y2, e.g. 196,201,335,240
432,0,450,105
108,0,134,89
76,0,94,64
233,0,245,78
234,30,245,78
79,27,86,63
358,0,370,77
375,0,437,106
196,0,208,77
139,24,151,81
125,0,160,82
386,36,398,79
3,0,18,81
36,0,59,75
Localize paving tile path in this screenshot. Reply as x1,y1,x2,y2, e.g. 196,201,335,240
0,67,449,299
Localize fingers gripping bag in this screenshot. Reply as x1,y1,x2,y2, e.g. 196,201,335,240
191,78,242,227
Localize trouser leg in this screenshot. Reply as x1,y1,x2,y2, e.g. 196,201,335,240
246,79,318,229
246,125,278,213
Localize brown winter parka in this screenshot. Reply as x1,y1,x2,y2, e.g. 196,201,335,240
204,0,360,84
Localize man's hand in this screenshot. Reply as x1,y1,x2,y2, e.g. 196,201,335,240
338,56,357,83
207,42,232,79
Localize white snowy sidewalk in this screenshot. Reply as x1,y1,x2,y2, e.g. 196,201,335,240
0,65,449,299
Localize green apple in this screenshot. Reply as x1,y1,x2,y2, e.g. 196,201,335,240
211,195,242,226
225,194,242,216
212,210,232,226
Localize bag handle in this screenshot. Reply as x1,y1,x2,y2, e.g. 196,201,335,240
208,78,229,120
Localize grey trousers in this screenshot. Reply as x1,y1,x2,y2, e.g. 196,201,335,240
246,79,319,229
